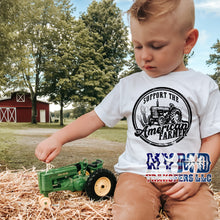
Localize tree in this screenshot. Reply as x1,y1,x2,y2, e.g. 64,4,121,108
80,0,129,106
18,0,63,124
41,6,104,125
0,0,63,123
0,0,23,92
1,0,129,123
42,0,129,123
207,39,220,88
184,52,194,67
120,42,141,78
41,0,80,125
0,0,75,124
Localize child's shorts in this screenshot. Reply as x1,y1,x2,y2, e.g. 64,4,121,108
112,172,218,220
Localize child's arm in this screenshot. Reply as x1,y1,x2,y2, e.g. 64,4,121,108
35,110,105,163
165,133,220,201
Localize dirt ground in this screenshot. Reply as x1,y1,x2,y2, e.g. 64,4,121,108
12,128,125,173
3,127,220,192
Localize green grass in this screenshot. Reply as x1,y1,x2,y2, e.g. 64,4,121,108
0,122,63,129
0,120,128,142
0,120,127,170
89,120,127,143
0,127,16,167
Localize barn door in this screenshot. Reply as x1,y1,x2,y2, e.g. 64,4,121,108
40,109,46,123
0,107,16,122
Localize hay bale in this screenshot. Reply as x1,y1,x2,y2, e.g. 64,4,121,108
0,169,219,219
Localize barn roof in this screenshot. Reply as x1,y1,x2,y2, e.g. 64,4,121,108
0,91,50,104
0,96,11,101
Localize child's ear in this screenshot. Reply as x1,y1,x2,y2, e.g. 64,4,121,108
184,29,199,54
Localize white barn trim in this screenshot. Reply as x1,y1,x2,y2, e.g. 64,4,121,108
0,107,17,122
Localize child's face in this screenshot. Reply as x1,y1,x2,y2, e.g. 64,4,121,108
131,15,188,78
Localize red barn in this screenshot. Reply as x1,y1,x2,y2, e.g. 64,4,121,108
0,92,50,123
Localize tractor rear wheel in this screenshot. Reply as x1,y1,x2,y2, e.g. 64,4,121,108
85,168,116,201
170,108,182,124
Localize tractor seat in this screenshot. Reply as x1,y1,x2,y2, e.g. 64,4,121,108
88,159,103,168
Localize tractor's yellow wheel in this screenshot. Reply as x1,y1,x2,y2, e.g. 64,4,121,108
39,195,51,208
94,177,111,197
85,168,117,201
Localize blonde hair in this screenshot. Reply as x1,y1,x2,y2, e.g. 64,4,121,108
128,0,195,32
128,0,181,22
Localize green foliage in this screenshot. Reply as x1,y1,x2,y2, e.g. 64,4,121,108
207,39,220,73
184,52,194,67
0,0,129,124
120,42,142,78
0,0,77,124
72,102,94,118
80,0,129,102
210,72,220,89
41,0,129,124
0,0,23,91
207,39,220,88
0,0,67,123
40,0,77,125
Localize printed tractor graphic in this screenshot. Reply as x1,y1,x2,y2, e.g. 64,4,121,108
148,100,182,126
38,159,116,208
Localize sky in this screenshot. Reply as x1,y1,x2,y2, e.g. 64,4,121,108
51,0,220,111
71,0,220,75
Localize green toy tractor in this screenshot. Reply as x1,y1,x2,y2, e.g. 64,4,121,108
38,159,117,208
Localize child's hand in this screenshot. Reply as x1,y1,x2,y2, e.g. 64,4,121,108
35,136,62,163
165,181,201,201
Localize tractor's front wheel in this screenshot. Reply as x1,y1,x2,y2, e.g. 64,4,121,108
38,195,51,208
85,168,116,201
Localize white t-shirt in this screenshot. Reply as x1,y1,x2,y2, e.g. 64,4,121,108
94,70,220,176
